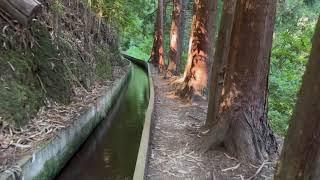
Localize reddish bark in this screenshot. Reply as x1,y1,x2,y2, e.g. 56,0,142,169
167,0,184,76
204,0,278,162
178,0,217,98
275,18,320,180
150,0,165,71
205,0,236,127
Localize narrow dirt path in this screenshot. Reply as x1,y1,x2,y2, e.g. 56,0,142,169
146,67,276,180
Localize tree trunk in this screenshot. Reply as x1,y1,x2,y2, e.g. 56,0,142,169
0,0,41,26
150,0,165,72
150,11,159,64
167,0,184,76
205,0,236,127
275,18,320,180
207,0,218,66
177,0,217,98
204,0,278,162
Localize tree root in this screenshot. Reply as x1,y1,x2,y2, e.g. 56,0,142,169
169,76,184,86
192,124,228,153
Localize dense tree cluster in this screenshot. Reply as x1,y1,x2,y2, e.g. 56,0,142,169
0,0,319,178
144,0,320,177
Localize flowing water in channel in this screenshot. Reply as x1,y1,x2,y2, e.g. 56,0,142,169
56,64,149,179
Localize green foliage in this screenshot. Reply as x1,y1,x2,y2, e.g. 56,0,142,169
86,0,320,137
85,0,156,56
92,0,195,62
125,46,150,61
268,1,319,135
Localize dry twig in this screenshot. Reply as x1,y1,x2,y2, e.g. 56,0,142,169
221,163,241,172
224,153,238,161
247,161,273,180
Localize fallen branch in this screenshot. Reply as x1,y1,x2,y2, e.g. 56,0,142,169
221,163,241,172
11,143,31,149
224,153,237,161
0,0,41,25
36,74,47,94
237,175,245,180
247,161,273,180
7,61,15,72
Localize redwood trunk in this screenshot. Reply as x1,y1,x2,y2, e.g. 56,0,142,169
167,0,183,76
206,0,278,162
178,0,217,98
150,0,165,71
275,18,320,180
205,0,236,127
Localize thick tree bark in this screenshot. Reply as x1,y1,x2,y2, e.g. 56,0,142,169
167,0,184,76
204,0,278,162
205,0,236,127
150,0,165,71
178,0,217,98
207,0,218,66
0,0,41,25
275,18,320,180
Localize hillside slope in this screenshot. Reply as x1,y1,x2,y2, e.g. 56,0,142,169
0,0,122,126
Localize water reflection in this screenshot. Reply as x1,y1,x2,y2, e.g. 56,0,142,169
56,64,149,180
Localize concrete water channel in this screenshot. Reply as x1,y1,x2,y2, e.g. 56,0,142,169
56,63,150,179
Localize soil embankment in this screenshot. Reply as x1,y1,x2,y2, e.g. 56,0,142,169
0,0,120,126
0,0,126,177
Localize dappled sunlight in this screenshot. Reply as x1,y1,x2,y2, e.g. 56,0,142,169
169,76,185,86
170,33,178,48
1,0,319,178
220,82,242,112
189,56,208,93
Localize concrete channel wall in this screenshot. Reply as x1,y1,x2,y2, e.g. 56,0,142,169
0,61,133,180
122,54,155,180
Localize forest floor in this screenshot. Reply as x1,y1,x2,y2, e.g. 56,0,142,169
146,67,280,180
0,63,129,175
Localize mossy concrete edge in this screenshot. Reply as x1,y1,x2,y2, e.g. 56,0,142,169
0,62,132,180
124,55,155,180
